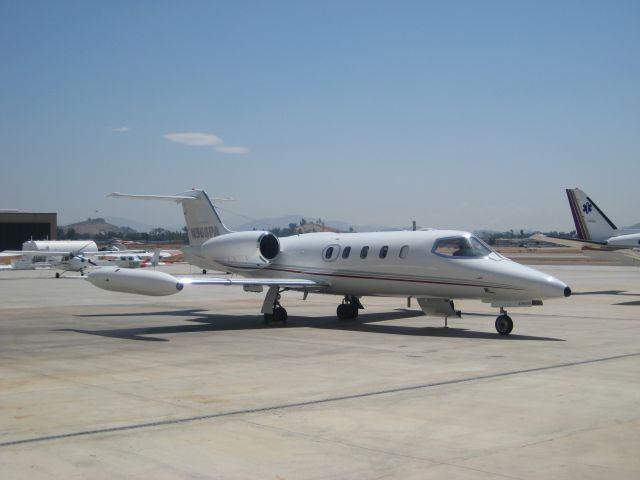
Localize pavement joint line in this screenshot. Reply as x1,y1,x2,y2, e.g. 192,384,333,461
1,351,638,449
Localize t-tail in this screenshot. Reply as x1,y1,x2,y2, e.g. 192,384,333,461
108,189,232,247
566,188,617,242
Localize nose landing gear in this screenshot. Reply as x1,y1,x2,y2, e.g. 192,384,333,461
495,308,513,336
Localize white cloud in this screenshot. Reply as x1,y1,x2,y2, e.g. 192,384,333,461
113,127,131,132
163,132,223,146
215,145,250,154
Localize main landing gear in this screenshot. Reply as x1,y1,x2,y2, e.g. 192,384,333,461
495,308,513,336
262,286,288,325
337,296,363,320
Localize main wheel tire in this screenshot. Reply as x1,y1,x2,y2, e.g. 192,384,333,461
495,314,513,335
337,303,359,320
55,272,60,279
202,269,207,275
272,306,288,324
337,304,350,320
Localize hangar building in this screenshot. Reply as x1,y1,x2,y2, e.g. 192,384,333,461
0,211,57,251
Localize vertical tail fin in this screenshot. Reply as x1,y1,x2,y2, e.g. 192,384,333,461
108,189,233,247
566,188,617,241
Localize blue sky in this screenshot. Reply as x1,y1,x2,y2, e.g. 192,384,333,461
1,0,638,231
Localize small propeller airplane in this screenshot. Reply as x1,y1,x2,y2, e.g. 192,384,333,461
85,189,571,336
1,243,173,277
0,241,100,276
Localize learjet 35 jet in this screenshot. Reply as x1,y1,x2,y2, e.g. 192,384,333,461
86,189,572,336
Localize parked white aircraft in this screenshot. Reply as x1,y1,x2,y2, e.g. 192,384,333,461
1,243,168,276
21,240,99,254
86,189,571,336
0,241,99,276
534,188,640,255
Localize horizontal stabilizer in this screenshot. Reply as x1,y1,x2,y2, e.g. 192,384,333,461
108,192,197,202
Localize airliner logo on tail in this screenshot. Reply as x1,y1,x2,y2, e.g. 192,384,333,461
566,188,621,241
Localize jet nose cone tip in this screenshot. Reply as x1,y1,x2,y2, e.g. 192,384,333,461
564,286,572,297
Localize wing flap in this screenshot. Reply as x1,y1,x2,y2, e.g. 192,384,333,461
179,277,325,288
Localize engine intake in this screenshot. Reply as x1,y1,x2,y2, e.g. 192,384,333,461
259,232,279,260
201,231,280,269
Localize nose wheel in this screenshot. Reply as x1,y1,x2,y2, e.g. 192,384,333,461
495,312,513,336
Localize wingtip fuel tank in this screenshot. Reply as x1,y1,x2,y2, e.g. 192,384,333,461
86,267,183,296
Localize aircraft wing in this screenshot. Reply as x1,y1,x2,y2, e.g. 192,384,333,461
0,250,71,258
86,268,327,296
179,277,326,289
532,234,639,252
531,234,610,249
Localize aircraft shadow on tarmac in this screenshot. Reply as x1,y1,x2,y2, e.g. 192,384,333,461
59,308,563,342
571,290,640,307
572,290,637,296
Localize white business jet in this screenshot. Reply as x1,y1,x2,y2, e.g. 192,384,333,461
533,188,640,261
86,189,571,335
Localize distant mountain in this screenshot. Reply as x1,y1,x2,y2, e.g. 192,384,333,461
105,217,184,233
231,215,306,232
105,216,156,232
101,213,401,234
627,223,640,229
232,215,393,233
62,218,131,236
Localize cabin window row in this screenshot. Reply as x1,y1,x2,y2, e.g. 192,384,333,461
322,244,410,261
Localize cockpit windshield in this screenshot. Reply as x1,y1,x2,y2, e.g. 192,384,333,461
432,235,494,259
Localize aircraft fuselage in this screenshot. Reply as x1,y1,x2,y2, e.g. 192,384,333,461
188,230,569,304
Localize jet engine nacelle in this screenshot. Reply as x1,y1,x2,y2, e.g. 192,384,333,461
87,267,183,296
201,231,280,269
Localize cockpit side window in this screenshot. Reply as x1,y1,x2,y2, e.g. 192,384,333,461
432,236,492,259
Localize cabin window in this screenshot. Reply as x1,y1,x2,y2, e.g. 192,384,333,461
342,246,351,259
399,245,409,258
322,244,340,262
379,246,389,258
432,236,492,259
360,246,369,259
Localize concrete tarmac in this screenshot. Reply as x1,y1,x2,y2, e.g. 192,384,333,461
0,264,639,479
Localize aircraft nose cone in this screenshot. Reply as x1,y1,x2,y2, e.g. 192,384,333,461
564,286,572,297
